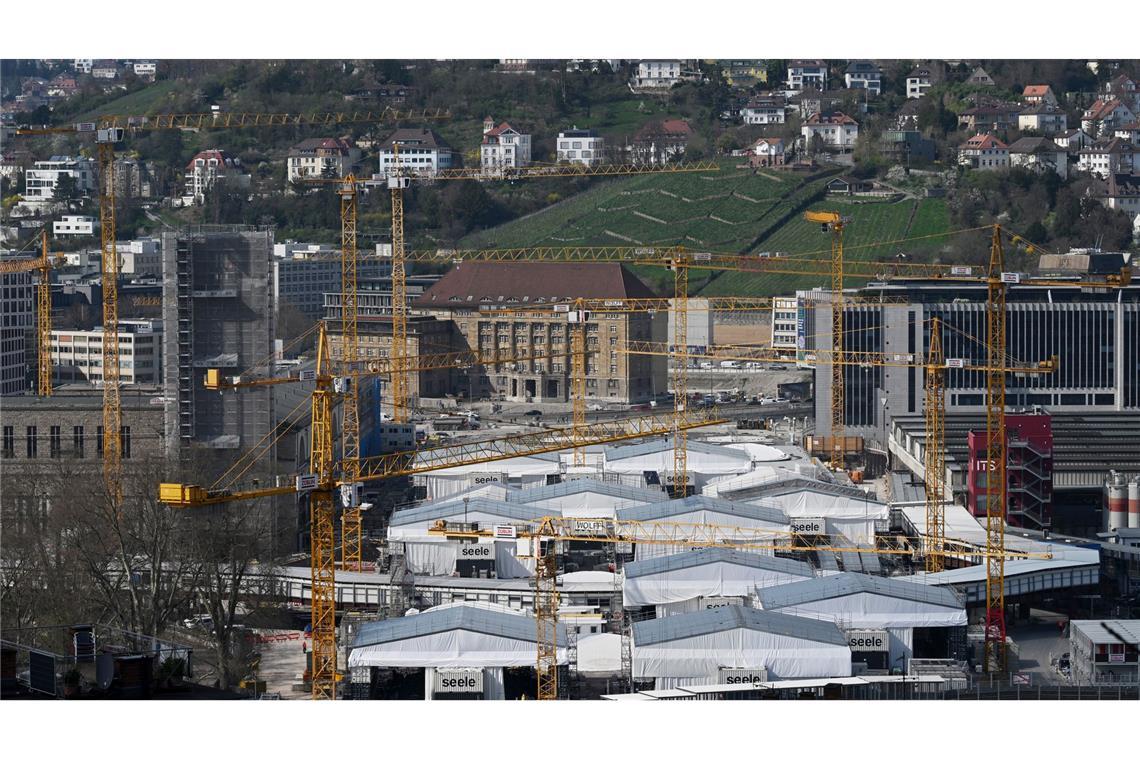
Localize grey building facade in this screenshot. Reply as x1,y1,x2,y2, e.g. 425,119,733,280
798,280,1140,447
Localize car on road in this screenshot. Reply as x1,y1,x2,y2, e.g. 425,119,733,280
523,409,543,417
587,403,604,411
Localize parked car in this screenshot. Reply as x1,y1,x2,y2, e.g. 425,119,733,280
523,409,543,417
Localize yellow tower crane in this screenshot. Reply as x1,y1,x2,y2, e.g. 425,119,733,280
0,230,64,396
802,210,847,470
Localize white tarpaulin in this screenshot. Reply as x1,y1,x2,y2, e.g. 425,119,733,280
755,574,967,630
618,497,789,561
632,607,851,681
724,442,792,462
577,633,623,676
348,604,568,669
623,549,814,607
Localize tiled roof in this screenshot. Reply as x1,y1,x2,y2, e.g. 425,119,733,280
1022,85,1052,97
288,137,355,156
1080,137,1135,155
789,59,827,69
804,111,858,126
483,121,522,140
961,133,1008,151
1107,173,1140,197
1007,137,1062,154
1084,98,1126,121
380,128,451,151
415,261,658,307
185,149,237,169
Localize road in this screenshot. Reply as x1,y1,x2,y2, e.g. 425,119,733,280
1009,612,1072,686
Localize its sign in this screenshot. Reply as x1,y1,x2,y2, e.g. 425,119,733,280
945,358,965,369
494,525,517,539
298,369,317,382
295,473,319,491
457,543,493,560
950,266,973,276
433,668,483,694
1001,272,1022,284
847,629,889,652
790,517,825,535
718,667,767,685
700,596,744,610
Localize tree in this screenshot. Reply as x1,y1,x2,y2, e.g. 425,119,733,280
53,173,78,202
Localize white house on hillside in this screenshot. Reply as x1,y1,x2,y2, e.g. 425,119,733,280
844,61,882,95
557,128,604,166
53,215,97,236
481,118,532,171
633,60,695,89
286,137,361,184
1077,138,1135,179
183,149,250,204
24,156,97,203
801,111,859,152
377,129,456,178
1018,103,1068,136
1008,137,1068,179
786,60,827,92
957,133,1009,171
1082,98,1136,138
906,67,935,99
748,137,785,167
741,94,787,125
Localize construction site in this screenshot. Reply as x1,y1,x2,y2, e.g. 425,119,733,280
3,67,1140,711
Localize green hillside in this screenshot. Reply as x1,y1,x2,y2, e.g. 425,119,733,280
459,160,838,252
701,197,954,296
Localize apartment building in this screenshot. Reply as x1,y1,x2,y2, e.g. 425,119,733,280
183,150,250,204
53,215,97,237
480,118,532,171
272,242,391,320
771,296,798,351
786,60,828,92
50,319,163,385
23,156,97,203
802,111,860,152
377,129,455,177
1,262,33,395
286,137,361,184
557,128,604,166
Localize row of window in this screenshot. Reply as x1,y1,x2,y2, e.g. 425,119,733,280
1,425,131,459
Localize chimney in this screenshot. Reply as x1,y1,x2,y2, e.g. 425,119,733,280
483,116,494,135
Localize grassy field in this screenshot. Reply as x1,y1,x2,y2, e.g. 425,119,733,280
75,80,183,121
460,159,837,254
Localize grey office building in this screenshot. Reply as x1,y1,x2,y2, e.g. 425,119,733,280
161,227,275,477
798,279,1140,448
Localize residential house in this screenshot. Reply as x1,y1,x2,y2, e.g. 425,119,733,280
722,61,768,88
957,133,1009,171
906,67,935,99
895,98,925,130
1021,85,1058,106
740,94,787,125
633,60,695,90
46,74,79,98
1103,173,1140,219
23,156,97,203
91,60,119,80
826,176,873,195
1081,98,1136,139
790,89,868,119
801,111,859,152
377,128,456,177
958,102,1022,133
480,118,532,171
1115,123,1140,144
52,215,97,236
629,119,692,165
748,137,785,168
1018,103,1068,136
880,130,936,163
1103,74,1139,111
1054,128,1091,153
1076,138,1136,179
132,61,157,79
286,137,361,184
844,61,882,95
786,60,828,92
966,67,995,86
72,59,93,74
557,128,604,166
1007,137,1068,179
183,149,250,204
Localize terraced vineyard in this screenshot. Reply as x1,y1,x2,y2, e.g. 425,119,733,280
700,196,955,297
460,160,838,253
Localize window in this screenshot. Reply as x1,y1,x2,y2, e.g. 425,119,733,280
50,426,61,458
26,426,37,458
2,426,12,458
97,425,104,457
122,426,131,459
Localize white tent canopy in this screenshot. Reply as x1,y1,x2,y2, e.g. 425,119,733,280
632,606,851,684
603,437,753,490
617,495,789,560
510,478,666,519
347,603,568,669
623,548,815,607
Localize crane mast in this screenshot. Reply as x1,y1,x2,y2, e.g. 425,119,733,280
984,225,1008,673
97,135,123,506
924,317,947,573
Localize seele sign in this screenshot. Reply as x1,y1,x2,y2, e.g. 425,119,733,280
790,517,825,535
718,667,767,685
700,596,744,610
434,668,484,694
457,543,493,560
847,629,889,652
469,473,506,486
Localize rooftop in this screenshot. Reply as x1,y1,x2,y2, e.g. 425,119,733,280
350,604,569,649
755,572,964,610
379,128,451,152
415,261,658,307
632,605,847,647
623,547,813,580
